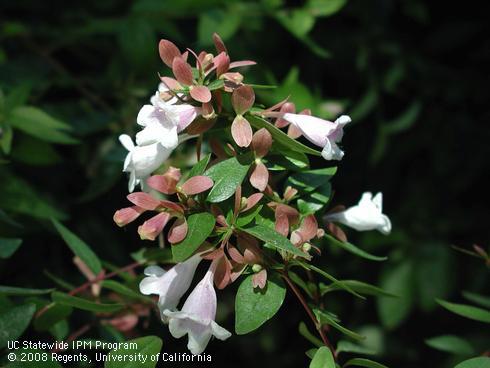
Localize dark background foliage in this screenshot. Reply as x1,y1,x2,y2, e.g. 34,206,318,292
1,0,489,367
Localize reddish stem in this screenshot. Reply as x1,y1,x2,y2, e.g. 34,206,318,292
281,272,337,360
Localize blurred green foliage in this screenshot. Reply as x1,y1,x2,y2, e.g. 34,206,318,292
0,0,489,367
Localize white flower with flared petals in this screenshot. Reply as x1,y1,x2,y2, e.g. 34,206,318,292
163,265,231,355
139,254,202,314
282,113,351,160
119,134,177,192
325,192,392,234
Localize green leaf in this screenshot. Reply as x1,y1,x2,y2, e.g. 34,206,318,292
425,335,475,356
344,358,389,368
204,155,251,203
207,79,225,91
307,0,348,17
241,223,307,257
309,346,336,368
198,8,241,45
52,291,124,313
33,303,72,332
247,115,321,156
172,212,215,262
324,234,387,261
105,336,163,368
117,18,156,71
0,237,22,259
436,299,490,323
0,170,67,220
299,322,323,347
236,205,263,227
0,286,54,296
0,124,13,154
454,357,490,368
235,274,286,334
306,263,364,299
297,183,331,214
8,106,78,144
314,309,365,341
0,303,36,349
276,9,315,38
462,291,490,309
384,101,422,134
377,261,414,329
4,84,31,111
11,134,62,166
287,167,337,193
320,280,396,298
52,219,102,274
102,280,152,302
336,340,376,356
188,153,211,178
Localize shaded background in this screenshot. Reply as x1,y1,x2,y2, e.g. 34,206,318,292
1,0,489,367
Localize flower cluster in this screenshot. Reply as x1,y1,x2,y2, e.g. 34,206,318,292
113,33,392,355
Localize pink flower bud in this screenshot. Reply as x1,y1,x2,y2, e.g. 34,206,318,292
252,269,267,289
113,206,145,227
213,33,227,54
275,102,296,128
231,115,253,147
214,51,230,76
275,214,289,237
231,85,255,115
138,212,171,241
251,128,272,158
159,39,181,68
189,85,211,103
180,175,214,195
243,193,264,212
250,162,269,192
147,167,181,194
172,57,194,86
168,218,188,244
127,192,161,210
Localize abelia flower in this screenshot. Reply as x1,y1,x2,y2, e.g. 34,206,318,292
119,134,177,192
324,192,392,235
163,263,232,355
282,113,351,161
139,253,203,313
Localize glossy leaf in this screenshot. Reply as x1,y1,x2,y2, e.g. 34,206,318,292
0,303,36,349
454,357,490,368
204,155,251,203
437,299,490,323
314,309,365,341
235,274,286,334
324,234,387,262
242,223,307,257
52,219,102,274
344,358,389,368
309,346,336,368
105,336,163,368
172,212,215,262
0,286,54,296
0,237,22,259
52,292,124,313
425,335,475,355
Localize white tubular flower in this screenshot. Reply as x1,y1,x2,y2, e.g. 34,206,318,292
325,192,392,235
282,113,351,160
139,254,203,313
119,134,176,192
163,265,232,355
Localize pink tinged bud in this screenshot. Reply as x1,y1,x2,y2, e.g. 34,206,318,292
290,230,303,246
190,85,211,103
113,206,145,227
326,222,347,242
168,218,188,244
227,245,245,264
250,162,269,192
139,253,202,311
172,57,194,86
231,115,253,147
127,192,161,210
159,200,184,214
160,76,183,91
180,175,214,195
202,247,224,261
232,85,255,115
275,214,290,237
159,39,181,68
243,193,264,212
106,314,139,332
138,212,171,241
163,265,232,355
275,102,296,128
283,186,298,202
213,33,227,53
214,256,232,289
251,128,272,158
287,124,302,139
221,72,243,84
252,269,267,289
229,60,257,69
147,174,178,195
298,215,318,243
275,204,300,226
214,51,230,76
